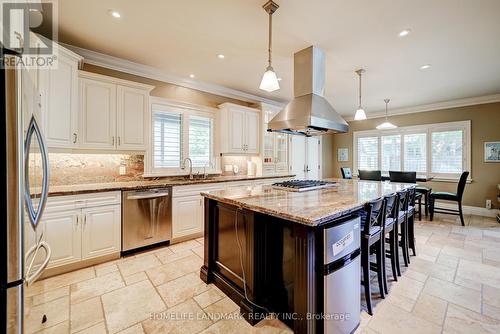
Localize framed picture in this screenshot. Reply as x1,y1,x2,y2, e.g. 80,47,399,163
484,141,500,162
338,148,348,162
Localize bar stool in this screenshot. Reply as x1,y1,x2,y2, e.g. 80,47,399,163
359,197,386,315
406,187,417,257
382,192,399,293
396,190,410,273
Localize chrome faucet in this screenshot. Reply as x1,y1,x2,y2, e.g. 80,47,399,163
181,157,193,179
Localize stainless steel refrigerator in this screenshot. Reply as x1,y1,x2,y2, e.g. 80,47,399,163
2,49,52,333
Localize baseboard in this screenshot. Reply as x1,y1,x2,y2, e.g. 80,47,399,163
435,201,498,218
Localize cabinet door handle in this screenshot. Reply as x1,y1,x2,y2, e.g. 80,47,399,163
73,133,77,144
112,136,115,145
83,214,87,226
76,215,79,226
118,136,121,146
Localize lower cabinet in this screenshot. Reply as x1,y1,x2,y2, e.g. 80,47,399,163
172,195,203,240
81,205,121,260
25,192,121,270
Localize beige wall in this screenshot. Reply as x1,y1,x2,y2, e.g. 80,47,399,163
326,102,500,208
82,64,251,108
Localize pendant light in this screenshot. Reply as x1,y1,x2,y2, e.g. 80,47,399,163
354,69,367,120
376,99,397,130
259,1,280,92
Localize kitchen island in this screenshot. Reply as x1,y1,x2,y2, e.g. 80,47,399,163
200,179,414,334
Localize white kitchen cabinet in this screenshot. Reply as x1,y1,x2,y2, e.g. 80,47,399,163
290,136,321,179
172,183,225,241
81,204,121,260
40,47,82,148
218,103,260,154
78,71,153,151
41,211,82,268
117,85,149,150
261,104,289,175
25,192,122,271
79,77,117,149
172,195,203,239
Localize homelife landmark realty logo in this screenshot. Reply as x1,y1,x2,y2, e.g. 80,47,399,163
1,0,58,69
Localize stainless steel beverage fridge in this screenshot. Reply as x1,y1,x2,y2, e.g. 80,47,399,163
1,48,52,333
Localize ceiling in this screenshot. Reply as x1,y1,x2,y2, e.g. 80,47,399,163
57,0,500,116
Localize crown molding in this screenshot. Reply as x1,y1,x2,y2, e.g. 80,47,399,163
60,43,287,107
343,93,500,121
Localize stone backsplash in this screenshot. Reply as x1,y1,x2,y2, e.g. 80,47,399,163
48,153,144,185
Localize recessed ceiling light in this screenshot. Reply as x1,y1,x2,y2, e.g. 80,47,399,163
420,64,431,70
217,54,225,59
399,29,411,37
109,10,121,18
189,74,195,78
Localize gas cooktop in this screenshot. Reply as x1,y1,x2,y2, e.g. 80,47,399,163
272,180,338,192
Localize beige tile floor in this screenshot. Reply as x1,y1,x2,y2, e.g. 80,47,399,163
24,214,500,334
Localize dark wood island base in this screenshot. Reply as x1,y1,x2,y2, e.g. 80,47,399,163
200,198,357,334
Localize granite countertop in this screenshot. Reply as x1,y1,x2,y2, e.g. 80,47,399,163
201,179,415,226
47,174,295,196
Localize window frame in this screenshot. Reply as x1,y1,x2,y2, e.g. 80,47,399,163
145,98,218,177
353,120,471,181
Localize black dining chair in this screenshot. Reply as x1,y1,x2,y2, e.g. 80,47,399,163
359,197,386,315
389,171,416,183
382,192,399,293
429,171,469,226
358,170,382,181
341,167,352,179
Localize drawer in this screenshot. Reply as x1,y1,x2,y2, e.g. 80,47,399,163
46,191,121,213
225,180,254,190
172,183,225,198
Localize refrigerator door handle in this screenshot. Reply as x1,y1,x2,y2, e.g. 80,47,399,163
24,115,50,229
25,241,51,285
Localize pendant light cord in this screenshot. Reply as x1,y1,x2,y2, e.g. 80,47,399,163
384,99,390,120
268,12,272,68
358,72,362,108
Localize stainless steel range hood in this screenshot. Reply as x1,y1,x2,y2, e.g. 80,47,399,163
268,46,349,136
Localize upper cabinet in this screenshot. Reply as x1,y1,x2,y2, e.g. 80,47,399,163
38,45,83,148
260,103,290,175
78,71,154,151
217,103,260,154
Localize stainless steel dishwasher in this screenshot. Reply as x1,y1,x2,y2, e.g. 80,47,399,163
122,188,172,252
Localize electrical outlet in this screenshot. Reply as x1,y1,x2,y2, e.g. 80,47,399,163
119,165,126,175
486,199,492,210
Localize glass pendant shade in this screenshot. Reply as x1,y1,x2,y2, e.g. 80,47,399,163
376,121,397,130
376,98,397,130
354,107,367,120
259,66,280,92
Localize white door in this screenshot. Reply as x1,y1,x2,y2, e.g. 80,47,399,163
306,137,321,179
172,195,203,239
41,211,81,268
245,111,260,153
228,108,245,153
41,55,79,148
291,136,307,179
79,78,117,149
81,205,121,259
116,85,148,150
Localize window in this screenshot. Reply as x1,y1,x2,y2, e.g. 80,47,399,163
153,112,182,168
404,133,426,173
357,137,378,170
149,101,215,175
381,135,401,172
431,130,462,174
188,115,213,167
353,121,470,180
